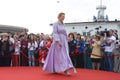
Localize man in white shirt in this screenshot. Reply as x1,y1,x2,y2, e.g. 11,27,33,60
104,29,116,71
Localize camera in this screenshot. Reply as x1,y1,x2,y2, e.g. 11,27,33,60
115,40,120,49
116,40,120,44
100,30,110,37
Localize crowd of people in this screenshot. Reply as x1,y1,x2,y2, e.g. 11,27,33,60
68,29,120,72
0,29,120,73
0,32,52,67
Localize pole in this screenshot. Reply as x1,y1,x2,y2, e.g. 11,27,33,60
100,0,102,5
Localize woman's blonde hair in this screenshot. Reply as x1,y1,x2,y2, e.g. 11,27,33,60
58,12,65,19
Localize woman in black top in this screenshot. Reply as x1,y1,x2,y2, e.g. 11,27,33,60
68,33,77,67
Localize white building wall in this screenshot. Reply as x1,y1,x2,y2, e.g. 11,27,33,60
65,22,120,36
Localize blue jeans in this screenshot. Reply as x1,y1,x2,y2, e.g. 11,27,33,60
104,52,113,71
28,50,35,66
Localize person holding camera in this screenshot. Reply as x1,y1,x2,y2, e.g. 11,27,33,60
103,29,116,72
91,35,102,70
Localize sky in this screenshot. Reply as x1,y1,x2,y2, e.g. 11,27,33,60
0,0,119,34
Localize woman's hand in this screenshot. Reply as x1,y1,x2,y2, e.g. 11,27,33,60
22,45,26,48
76,46,80,48
58,42,62,47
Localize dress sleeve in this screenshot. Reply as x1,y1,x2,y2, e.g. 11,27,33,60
52,23,60,42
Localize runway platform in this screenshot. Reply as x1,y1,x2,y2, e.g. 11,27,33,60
0,67,119,80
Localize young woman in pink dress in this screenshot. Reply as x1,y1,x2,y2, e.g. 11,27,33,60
43,12,77,75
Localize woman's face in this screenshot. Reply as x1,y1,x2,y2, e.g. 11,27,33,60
43,35,47,40
77,35,81,39
69,35,73,39
95,36,100,41
30,35,34,40
59,15,65,22
109,30,113,36
95,36,97,40
3,36,8,40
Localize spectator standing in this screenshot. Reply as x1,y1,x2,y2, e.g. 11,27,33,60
39,35,48,66
20,34,28,66
28,34,38,66
34,34,41,66
12,35,21,66
76,34,85,68
113,31,120,72
91,35,102,70
68,33,77,67
104,29,116,71
85,37,92,69
0,33,10,66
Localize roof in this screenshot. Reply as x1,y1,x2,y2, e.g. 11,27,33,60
0,24,28,33
50,21,120,26
65,21,120,24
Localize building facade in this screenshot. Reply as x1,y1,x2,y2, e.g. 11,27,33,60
64,21,120,36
